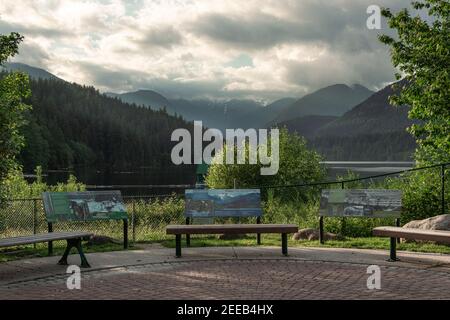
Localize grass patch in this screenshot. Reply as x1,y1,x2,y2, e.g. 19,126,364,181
0,242,135,263
2,235,449,264
161,234,450,254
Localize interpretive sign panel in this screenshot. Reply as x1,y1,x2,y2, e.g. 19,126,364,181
319,189,401,218
185,189,262,218
43,191,128,222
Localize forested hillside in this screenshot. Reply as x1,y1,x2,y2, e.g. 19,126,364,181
311,131,416,160
310,80,416,160
275,115,337,139
10,75,193,172
270,84,373,124
274,80,417,160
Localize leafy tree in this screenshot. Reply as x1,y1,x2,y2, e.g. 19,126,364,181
0,33,31,200
206,128,325,200
379,0,450,164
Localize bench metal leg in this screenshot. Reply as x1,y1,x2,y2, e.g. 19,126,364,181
396,218,401,244
186,218,191,247
257,217,261,245
282,233,288,256
319,216,324,244
175,234,182,258
58,238,91,268
123,219,129,249
48,241,53,256
389,237,398,262
48,222,53,255
186,234,191,247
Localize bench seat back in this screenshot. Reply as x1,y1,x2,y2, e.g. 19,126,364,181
319,189,401,218
185,189,262,219
42,191,128,223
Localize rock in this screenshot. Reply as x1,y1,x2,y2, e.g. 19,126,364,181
402,214,450,244
217,233,247,240
86,235,120,246
292,228,340,241
403,214,450,231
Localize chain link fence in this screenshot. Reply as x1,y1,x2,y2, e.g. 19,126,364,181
0,195,186,245
0,162,448,246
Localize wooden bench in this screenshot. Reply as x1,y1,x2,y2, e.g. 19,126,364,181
166,189,298,257
0,232,93,268
373,226,450,261
0,191,129,268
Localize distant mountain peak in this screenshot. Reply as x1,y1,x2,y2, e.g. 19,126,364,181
2,62,62,81
106,89,171,110
351,83,366,89
315,80,413,138
271,83,374,124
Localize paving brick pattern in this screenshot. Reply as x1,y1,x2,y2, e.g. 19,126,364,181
1,259,449,300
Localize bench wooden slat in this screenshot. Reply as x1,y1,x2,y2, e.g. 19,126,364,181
373,227,450,243
0,232,93,248
166,224,298,235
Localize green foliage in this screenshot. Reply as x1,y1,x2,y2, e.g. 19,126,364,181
0,32,22,64
263,166,449,237
2,166,85,199
206,128,326,201
262,192,319,227
262,190,397,238
130,195,184,241
133,196,184,227
0,32,31,201
379,0,450,164
386,168,450,222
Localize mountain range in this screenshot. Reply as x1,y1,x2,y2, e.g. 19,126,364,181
308,80,416,160
269,84,373,125
4,62,416,161
3,62,62,81
105,83,374,131
106,90,296,130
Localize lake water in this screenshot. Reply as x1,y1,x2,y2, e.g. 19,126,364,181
31,161,415,196
323,161,415,180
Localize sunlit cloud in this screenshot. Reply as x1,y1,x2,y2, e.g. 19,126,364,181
0,0,413,100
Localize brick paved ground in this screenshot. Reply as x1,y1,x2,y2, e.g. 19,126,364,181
1,259,449,300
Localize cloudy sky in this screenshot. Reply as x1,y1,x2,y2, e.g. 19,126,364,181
0,0,415,101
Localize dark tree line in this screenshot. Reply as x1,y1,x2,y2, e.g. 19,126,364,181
6,75,193,173
310,131,416,161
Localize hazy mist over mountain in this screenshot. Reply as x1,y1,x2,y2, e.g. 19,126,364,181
3,62,62,81
4,60,414,161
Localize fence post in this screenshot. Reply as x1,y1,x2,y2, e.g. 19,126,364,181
341,181,346,235
319,216,324,244
47,222,53,255
441,164,446,216
132,199,136,243
123,218,128,249
33,199,37,249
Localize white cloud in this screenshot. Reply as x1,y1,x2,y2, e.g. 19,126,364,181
0,0,415,101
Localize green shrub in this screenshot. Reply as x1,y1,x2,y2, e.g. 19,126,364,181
2,166,85,199
206,128,326,203
386,167,450,222
132,195,184,227
0,167,85,233
130,195,184,241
